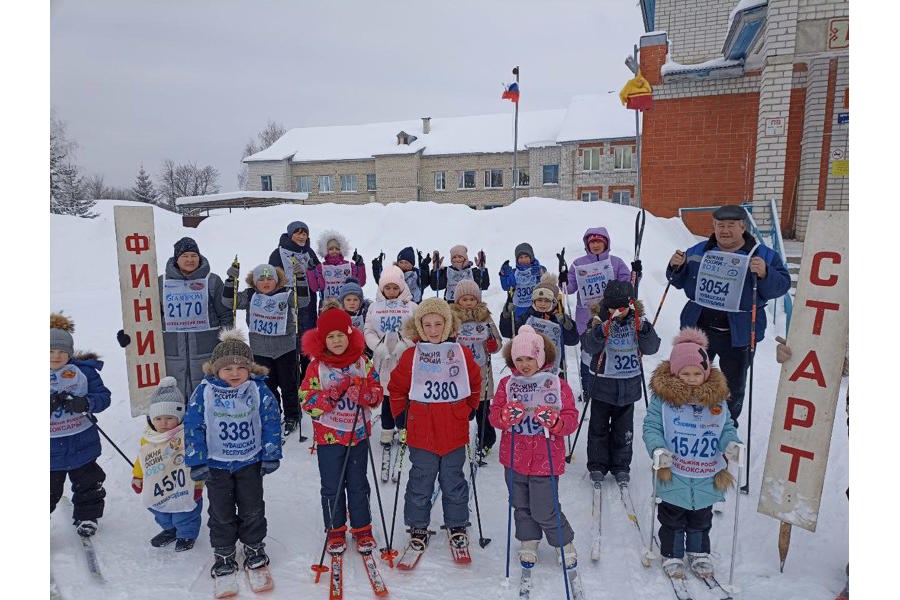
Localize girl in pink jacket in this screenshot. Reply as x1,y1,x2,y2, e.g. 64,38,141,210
308,231,367,301
489,325,579,568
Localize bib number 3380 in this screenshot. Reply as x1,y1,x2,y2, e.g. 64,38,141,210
422,380,459,401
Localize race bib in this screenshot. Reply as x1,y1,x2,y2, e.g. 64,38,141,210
351,313,365,329
279,247,310,280
444,267,474,302
526,316,563,371
140,425,197,513
575,259,616,307
50,365,92,438
602,321,640,379
457,321,491,365
163,276,211,332
372,300,413,335
410,342,471,403
317,359,372,432
661,402,727,478
694,249,755,312
249,291,290,336
404,270,422,303
323,263,353,300
203,381,263,462
513,268,541,308
506,372,562,436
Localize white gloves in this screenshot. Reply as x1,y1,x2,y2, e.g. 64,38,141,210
724,441,744,466
652,448,673,469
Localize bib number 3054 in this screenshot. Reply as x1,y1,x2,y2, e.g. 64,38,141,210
422,380,459,401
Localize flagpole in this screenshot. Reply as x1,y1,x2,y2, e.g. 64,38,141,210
633,45,642,209
512,65,520,204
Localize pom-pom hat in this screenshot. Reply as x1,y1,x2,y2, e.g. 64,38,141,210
511,325,546,368
454,279,481,301
319,308,353,337
209,329,254,374
669,327,712,381
147,376,185,422
50,313,75,356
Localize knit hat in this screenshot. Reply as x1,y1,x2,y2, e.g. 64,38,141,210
397,246,416,265
511,325,546,368
669,328,712,381
514,242,535,261
601,280,634,310
287,220,309,236
209,329,254,374
586,233,606,245
50,313,75,356
454,279,481,302
531,273,558,305
449,244,468,260
252,264,278,281
319,307,353,337
712,204,748,222
147,376,185,422
379,265,407,294
173,237,200,260
339,277,364,303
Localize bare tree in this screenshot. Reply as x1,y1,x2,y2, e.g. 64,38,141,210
239,119,286,189
83,173,109,200
158,160,221,210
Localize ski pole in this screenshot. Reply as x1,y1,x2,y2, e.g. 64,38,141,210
632,303,650,409
86,413,134,468
311,405,363,582
647,458,661,561
741,273,759,495
504,429,516,583
653,252,683,328
543,428,572,600
565,317,610,463
466,443,491,548
385,396,412,567
365,436,390,558
729,442,747,588
632,209,646,296
289,256,306,448
230,255,239,323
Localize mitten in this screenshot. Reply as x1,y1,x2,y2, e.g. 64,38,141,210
116,329,131,348
260,460,280,476
775,336,792,364
652,448,673,469
131,477,143,494
557,267,568,288
418,250,431,268
631,259,642,277
500,401,526,428
325,377,352,401
61,393,90,414
534,405,563,434
194,487,203,502
352,249,364,267
385,331,399,354
476,250,486,267
724,441,742,464
190,465,209,482
50,393,62,414
226,264,240,279
499,259,511,277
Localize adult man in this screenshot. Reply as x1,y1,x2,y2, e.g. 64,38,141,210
666,205,790,426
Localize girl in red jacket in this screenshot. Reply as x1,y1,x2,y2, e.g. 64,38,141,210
387,297,482,565
489,325,580,569
300,308,383,555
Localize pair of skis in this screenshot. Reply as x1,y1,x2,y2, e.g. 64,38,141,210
213,564,274,598
380,438,401,483
663,567,733,600
396,527,472,571
517,554,586,600
327,548,389,600
589,476,652,566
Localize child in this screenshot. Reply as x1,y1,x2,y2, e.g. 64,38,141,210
643,328,741,579
372,246,429,304
309,231,366,302
131,376,203,551
450,279,502,461
50,313,112,538
499,242,547,324
300,308,383,553
387,298,482,558
364,265,418,446
581,280,660,484
184,329,283,578
338,278,372,331
488,325,580,568
223,263,310,440
429,245,489,303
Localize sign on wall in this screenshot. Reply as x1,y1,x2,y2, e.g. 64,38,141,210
765,117,785,136
827,18,849,50
757,211,848,531
114,206,166,416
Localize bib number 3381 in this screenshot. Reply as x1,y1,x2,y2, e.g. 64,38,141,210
218,421,255,441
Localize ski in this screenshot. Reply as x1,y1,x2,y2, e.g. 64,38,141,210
663,571,693,600
80,536,105,583
245,565,274,593
380,443,392,483
518,562,533,599
695,574,732,600
360,551,389,597
565,564,587,600
212,572,239,599
396,529,433,571
590,481,602,561
328,551,344,600
445,528,471,564
618,482,652,567
391,444,406,483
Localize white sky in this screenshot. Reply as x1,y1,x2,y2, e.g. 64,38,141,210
50,0,644,188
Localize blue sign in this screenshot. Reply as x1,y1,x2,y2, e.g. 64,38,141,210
837,112,848,125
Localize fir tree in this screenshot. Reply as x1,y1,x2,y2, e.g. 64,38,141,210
52,162,98,218
132,163,159,204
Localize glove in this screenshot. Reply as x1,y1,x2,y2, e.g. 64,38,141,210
534,405,563,433
226,264,240,279
476,250,486,268
190,465,210,482
385,331,399,354
372,252,384,273
260,460,280,476
353,379,381,408
194,487,203,502
60,393,90,414
652,448,673,469
724,441,742,464
557,266,568,288
325,377,352,401
50,393,63,414
352,249,364,267
775,336,792,364
116,329,131,348
631,259,642,277
432,250,442,269
500,401,526,428
499,259,511,277
131,478,143,494
418,250,431,268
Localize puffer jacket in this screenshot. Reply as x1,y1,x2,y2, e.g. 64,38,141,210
499,260,548,320
564,227,632,334
364,299,417,388
50,355,112,471
268,233,321,333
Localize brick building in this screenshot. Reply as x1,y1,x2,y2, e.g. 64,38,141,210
637,0,848,239
243,94,638,209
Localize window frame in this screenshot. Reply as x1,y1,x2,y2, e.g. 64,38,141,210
260,175,273,191
614,146,634,170
434,171,446,191
295,175,311,193
581,191,599,202
513,168,530,188
542,164,559,185
457,170,476,190
582,147,601,172
612,189,632,205
484,168,504,189
318,175,334,193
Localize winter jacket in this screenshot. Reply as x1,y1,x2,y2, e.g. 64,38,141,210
502,306,579,349
499,260,548,320
429,262,490,302
564,227,632,334
132,423,203,491
184,372,282,473
300,325,383,447
50,355,112,472
666,232,791,348
450,302,502,400
642,362,740,510
347,299,373,333
309,255,367,297
268,233,321,333
374,261,428,304
364,299,418,388
489,339,579,477
158,256,234,400
580,300,661,406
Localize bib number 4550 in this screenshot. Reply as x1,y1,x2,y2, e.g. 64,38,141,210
154,469,186,497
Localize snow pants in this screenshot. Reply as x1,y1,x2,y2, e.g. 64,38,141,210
657,501,713,559
469,366,497,450
380,394,406,432
586,400,635,476
206,463,266,550
255,350,301,422
50,460,106,522
405,445,469,529
317,441,371,530
505,468,575,547
150,499,203,540
703,327,750,428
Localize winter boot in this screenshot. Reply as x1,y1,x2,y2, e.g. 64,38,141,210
380,428,395,445
282,418,299,437
407,527,431,551
614,471,630,486
211,547,238,578
562,542,577,568
517,540,539,566
663,557,686,579
687,552,715,578
351,525,378,554
326,525,348,554
150,528,177,547
589,470,606,484
75,519,98,538
243,542,270,570
448,526,470,551
175,538,196,552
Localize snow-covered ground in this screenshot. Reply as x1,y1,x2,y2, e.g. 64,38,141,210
49,198,848,599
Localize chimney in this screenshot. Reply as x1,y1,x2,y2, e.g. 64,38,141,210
640,31,668,85
422,117,431,134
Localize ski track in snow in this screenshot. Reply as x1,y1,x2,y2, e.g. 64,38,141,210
50,198,848,600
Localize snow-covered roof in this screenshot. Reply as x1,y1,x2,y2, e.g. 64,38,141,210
244,94,634,164
175,191,309,206
661,56,745,79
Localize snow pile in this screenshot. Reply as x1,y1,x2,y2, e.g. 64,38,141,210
50,198,848,599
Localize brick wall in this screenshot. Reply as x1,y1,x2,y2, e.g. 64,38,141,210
780,85,806,235
653,0,733,63
246,160,290,192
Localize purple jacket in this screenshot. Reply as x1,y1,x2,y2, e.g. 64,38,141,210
565,227,631,333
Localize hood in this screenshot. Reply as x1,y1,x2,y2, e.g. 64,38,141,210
300,325,367,369
501,332,557,372
317,230,350,258
165,255,211,280
648,362,729,408
70,354,103,370
278,232,311,253
402,297,459,342
450,300,493,324
245,266,290,290
582,226,611,253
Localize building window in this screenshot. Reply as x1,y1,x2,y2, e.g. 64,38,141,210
484,169,504,188
542,164,559,185
614,146,634,170
260,175,272,191
318,175,334,193
582,148,601,171
435,171,446,191
366,174,376,191
340,174,358,192
581,191,599,202
514,168,530,188
457,170,476,189
295,176,311,193
612,190,631,205
484,204,503,210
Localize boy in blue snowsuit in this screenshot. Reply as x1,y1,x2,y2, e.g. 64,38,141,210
50,313,112,538
499,242,547,332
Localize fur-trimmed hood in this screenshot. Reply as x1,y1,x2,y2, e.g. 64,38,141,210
649,361,729,409
402,297,459,342
245,266,290,290
449,300,493,324
501,331,557,372
301,323,367,369
317,230,350,258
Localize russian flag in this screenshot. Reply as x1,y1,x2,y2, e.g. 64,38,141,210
501,82,520,104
